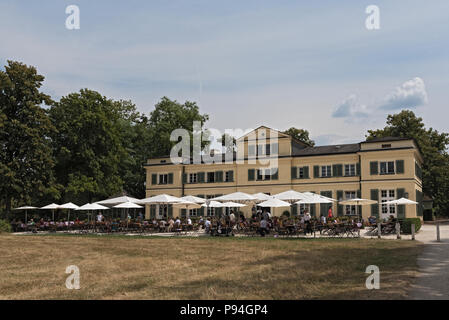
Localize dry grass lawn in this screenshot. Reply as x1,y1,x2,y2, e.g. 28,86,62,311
0,234,422,299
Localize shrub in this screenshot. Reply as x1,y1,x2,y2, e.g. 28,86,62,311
400,218,422,234
282,210,290,217
0,219,12,233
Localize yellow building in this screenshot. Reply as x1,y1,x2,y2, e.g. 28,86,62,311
144,126,424,221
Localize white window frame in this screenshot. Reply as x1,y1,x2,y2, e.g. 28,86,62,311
159,173,168,185
380,161,395,175
381,189,396,217
344,164,356,177
189,173,197,184
321,165,332,177
344,191,357,215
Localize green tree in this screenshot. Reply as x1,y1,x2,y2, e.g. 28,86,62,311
283,127,315,146
148,97,209,157
49,89,133,203
367,110,449,216
0,61,58,215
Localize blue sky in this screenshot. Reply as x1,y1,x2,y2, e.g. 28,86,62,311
1,0,448,145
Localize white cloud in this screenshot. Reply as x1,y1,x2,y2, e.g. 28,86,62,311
379,77,428,110
332,94,369,118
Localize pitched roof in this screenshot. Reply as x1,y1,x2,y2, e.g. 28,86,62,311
363,136,411,143
292,143,360,156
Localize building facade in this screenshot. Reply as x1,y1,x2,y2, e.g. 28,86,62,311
144,126,424,220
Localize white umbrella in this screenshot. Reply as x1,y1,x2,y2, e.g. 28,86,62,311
339,198,377,205
76,203,110,210
139,194,182,219
201,201,225,208
181,195,206,204
211,192,258,203
76,203,109,222
173,200,202,217
139,194,183,204
252,193,273,201
383,198,418,205
296,193,335,204
13,206,37,224
258,198,292,208
113,202,143,209
273,190,307,203
96,196,141,205
59,202,79,222
40,203,61,221
221,202,247,208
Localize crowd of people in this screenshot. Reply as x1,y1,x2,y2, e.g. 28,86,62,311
10,206,369,237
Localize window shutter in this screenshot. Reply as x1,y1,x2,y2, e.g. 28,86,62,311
271,168,279,180
338,164,343,177
332,164,338,177
198,172,205,183
168,173,173,184
248,169,255,181
216,171,223,182
370,189,379,218
291,166,297,179
197,195,205,216
396,160,404,174
370,161,378,175
397,188,406,219
337,190,343,216
320,191,331,216
151,174,157,185
228,170,234,182
168,205,173,218
150,205,156,218
266,144,271,155
313,165,320,178
271,143,278,155
356,190,362,216
181,209,187,218
416,190,423,216
303,166,309,179
356,163,361,176
310,204,316,217
182,173,187,184
291,204,298,216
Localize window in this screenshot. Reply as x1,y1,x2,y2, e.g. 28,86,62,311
266,144,271,156
321,165,332,177
225,171,233,182
158,205,168,218
248,145,256,156
159,174,168,184
344,164,356,176
264,169,271,181
207,172,215,183
381,190,396,216
299,167,305,179
381,144,392,148
344,191,357,215
257,169,263,181
380,161,395,174
189,173,197,183
189,209,197,217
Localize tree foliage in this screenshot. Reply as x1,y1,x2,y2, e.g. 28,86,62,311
0,61,58,214
283,127,315,146
367,110,449,216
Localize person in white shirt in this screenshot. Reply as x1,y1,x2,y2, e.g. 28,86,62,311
259,219,268,237
205,219,211,233
321,215,326,224
187,218,192,225
97,213,103,222
229,211,236,224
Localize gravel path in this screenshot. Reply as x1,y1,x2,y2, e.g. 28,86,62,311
407,224,449,299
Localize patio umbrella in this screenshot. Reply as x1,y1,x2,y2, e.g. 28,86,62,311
295,193,335,204
173,200,202,217
221,202,247,208
258,198,291,208
181,195,206,204
273,190,307,203
113,202,143,225
76,203,109,222
139,194,183,218
96,196,141,205
211,192,258,203
252,193,273,201
382,198,418,205
339,198,377,206
201,201,225,208
13,206,37,224
40,203,61,221
59,202,79,221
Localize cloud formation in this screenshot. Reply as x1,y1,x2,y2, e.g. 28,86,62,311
332,94,369,118
379,77,428,110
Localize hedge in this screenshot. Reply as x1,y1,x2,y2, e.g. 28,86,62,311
400,218,422,234
0,219,12,233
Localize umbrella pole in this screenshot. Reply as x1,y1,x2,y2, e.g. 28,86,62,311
52,210,54,222
25,210,28,224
